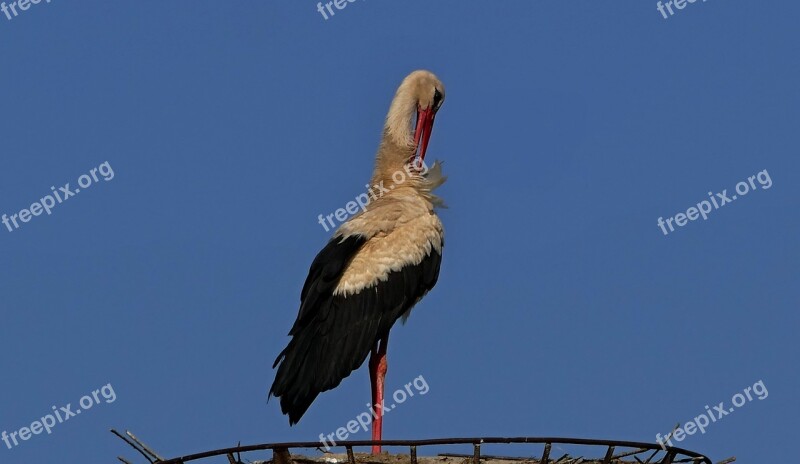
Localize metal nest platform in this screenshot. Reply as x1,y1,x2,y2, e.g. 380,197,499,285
113,432,733,464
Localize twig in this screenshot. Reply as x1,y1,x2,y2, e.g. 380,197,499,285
641,447,661,464
612,448,648,459
118,457,135,464
127,430,166,461
111,429,155,464
614,423,681,460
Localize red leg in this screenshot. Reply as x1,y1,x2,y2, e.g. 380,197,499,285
368,336,389,455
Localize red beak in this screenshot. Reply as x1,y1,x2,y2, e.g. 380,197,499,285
412,106,436,167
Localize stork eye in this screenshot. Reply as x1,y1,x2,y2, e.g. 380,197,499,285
433,88,443,110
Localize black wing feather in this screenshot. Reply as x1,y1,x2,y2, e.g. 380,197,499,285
291,235,366,336
269,236,442,425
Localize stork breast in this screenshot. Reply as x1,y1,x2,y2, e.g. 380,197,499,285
333,213,443,297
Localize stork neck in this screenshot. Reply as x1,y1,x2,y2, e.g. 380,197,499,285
370,128,417,187
370,86,421,187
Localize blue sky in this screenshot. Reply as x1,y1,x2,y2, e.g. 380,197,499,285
0,1,797,463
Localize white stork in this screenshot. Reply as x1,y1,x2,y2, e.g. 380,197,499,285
269,70,446,454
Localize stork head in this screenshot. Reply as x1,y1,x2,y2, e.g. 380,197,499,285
385,70,446,167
